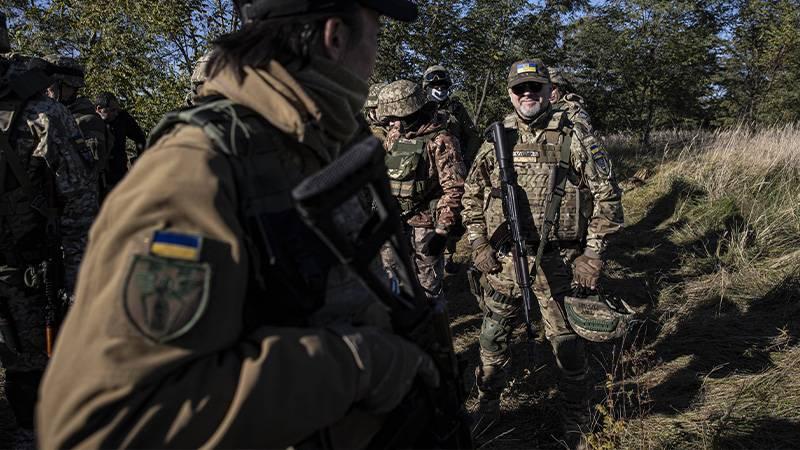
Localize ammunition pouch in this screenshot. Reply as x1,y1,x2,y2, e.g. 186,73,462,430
466,265,483,298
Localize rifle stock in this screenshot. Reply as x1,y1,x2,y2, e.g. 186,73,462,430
292,137,473,449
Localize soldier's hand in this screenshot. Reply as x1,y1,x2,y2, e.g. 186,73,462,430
341,327,439,415
573,254,603,290
471,237,501,274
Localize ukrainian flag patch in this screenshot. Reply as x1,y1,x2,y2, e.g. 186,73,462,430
150,231,203,261
517,63,538,74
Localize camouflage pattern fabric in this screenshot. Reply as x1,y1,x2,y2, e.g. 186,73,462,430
463,107,623,259
554,93,593,132
383,111,466,231
463,104,623,381
68,96,108,188
410,226,445,302
377,80,426,119
440,97,480,168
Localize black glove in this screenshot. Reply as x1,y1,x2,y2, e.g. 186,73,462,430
421,231,448,256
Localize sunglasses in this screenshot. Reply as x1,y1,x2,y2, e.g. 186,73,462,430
424,71,448,83
511,82,544,95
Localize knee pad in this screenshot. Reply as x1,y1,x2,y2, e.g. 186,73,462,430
551,333,587,378
479,313,512,355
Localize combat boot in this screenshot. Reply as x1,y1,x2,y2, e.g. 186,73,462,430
472,364,505,436
559,380,590,450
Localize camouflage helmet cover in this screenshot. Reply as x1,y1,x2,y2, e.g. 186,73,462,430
564,292,634,342
365,81,387,109
377,79,426,119
549,68,566,86
422,64,450,88
45,55,85,88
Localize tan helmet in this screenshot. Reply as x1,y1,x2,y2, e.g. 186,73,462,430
366,81,388,109
549,68,566,86
564,291,635,342
45,55,86,88
377,79,426,119
422,64,450,89
191,50,213,85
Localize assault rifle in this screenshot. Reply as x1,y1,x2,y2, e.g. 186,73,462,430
485,122,538,357
292,137,473,449
42,167,65,357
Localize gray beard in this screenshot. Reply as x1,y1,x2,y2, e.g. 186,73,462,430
518,102,542,120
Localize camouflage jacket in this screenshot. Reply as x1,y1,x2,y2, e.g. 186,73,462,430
439,97,480,166
1,90,98,292
462,107,623,258
384,112,466,231
68,96,110,174
554,93,592,132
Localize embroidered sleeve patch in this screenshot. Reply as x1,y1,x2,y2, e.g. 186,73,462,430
150,231,203,261
124,254,211,343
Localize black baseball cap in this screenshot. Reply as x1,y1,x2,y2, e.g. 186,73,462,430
241,0,418,23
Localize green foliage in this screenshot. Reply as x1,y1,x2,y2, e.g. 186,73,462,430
6,0,236,131
4,0,799,136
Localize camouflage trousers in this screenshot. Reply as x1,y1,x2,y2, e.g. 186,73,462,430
381,226,445,303
0,265,49,430
476,248,587,387
410,227,445,302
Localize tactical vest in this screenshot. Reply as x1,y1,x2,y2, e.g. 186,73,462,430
0,63,56,265
148,97,383,329
385,131,441,215
486,111,591,244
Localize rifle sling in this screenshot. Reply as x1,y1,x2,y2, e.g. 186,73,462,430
534,123,573,268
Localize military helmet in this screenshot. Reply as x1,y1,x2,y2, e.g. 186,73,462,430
45,55,86,88
377,79,426,119
191,50,213,85
422,64,450,88
239,0,418,24
564,291,635,342
549,68,566,86
0,11,9,54
365,82,387,109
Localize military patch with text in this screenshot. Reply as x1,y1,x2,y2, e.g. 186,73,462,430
123,254,210,343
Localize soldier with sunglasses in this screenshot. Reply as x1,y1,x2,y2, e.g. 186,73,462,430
462,58,624,449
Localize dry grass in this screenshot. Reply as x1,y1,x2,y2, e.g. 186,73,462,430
445,124,800,449
583,124,800,449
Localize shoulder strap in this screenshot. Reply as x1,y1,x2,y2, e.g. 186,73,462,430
534,117,573,266
147,96,261,156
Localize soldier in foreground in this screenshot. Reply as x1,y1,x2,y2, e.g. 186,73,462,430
44,56,109,195
0,14,97,447
462,59,624,448
35,1,458,449
379,79,466,303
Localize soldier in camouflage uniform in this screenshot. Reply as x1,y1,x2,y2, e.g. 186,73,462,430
379,79,465,303
423,65,477,273
462,59,624,448
422,65,480,167
364,81,388,141
44,55,109,198
0,14,98,445
550,68,593,132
